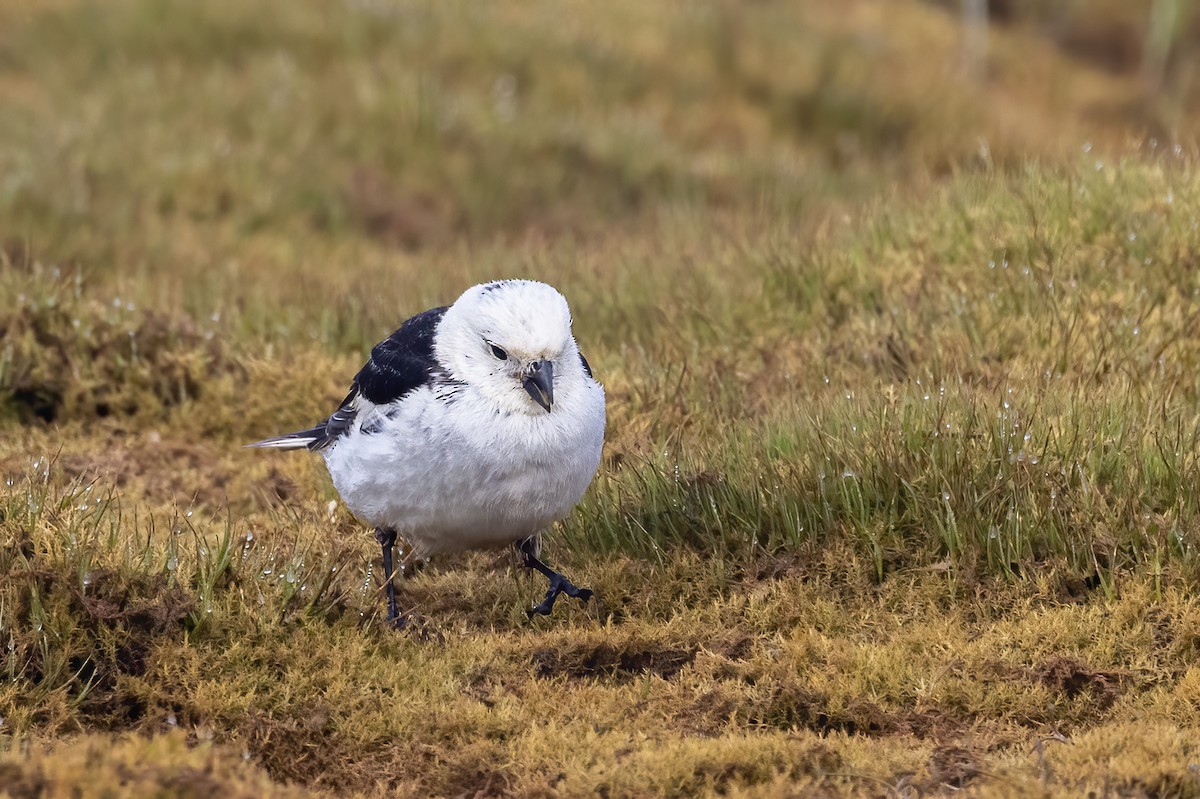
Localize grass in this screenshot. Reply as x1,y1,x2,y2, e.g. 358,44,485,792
5,0,1200,796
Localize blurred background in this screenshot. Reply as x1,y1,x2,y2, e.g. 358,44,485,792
0,0,1198,444
1,0,1196,309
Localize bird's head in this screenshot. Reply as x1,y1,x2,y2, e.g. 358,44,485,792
435,280,582,415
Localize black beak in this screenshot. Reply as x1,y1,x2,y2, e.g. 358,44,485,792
522,360,554,412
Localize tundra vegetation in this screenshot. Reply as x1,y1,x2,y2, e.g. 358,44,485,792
3,1,1200,797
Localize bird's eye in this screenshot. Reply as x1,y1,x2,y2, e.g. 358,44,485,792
489,343,508,361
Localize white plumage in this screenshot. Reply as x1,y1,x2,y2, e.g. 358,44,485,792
250,279,606,620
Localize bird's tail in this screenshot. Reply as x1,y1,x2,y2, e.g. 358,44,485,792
245,427,324,451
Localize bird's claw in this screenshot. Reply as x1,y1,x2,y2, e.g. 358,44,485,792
526,574,593,618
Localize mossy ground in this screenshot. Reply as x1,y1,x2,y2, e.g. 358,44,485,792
4,1,1200,797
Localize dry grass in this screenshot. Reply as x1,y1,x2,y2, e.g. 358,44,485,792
4,1,1200,797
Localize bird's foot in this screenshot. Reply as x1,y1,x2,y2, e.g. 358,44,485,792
519,539,593,618
527,572,594,618
375,526,407,631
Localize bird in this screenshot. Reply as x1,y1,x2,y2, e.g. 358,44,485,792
248,279,606,624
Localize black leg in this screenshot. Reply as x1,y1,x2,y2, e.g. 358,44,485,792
374,527,402,628
519,538,593,617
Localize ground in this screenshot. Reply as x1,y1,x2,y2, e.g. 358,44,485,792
3,1,1200,797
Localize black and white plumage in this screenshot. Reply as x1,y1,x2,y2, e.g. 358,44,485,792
249,280,606,621
250,307,450,452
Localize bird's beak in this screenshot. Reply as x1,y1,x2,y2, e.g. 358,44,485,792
522,360,554,412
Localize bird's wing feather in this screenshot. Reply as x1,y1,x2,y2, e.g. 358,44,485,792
246,306,448,451
354,306,448,404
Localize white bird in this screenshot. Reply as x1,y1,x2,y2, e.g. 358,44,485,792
249,279,606,623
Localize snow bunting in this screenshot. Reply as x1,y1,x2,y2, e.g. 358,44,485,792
249,280,606,622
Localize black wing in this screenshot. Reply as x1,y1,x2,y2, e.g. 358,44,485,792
578,351,594,379
354,306,448,404
302,306,447,451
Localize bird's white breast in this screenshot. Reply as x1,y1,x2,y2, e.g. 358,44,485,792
321,379,605,557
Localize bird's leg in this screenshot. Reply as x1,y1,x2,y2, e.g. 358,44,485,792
519,537,593,617
374,526,403,628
